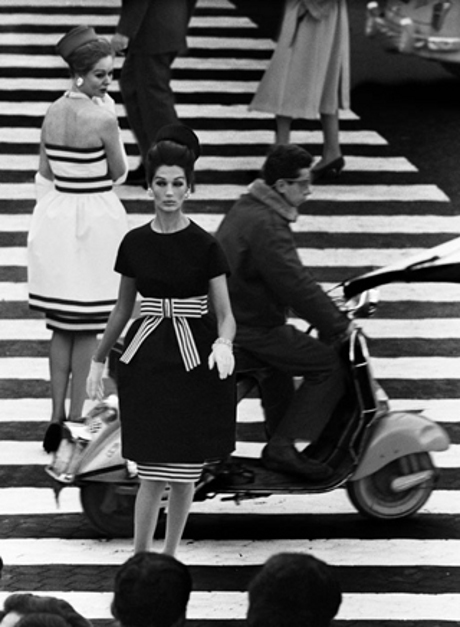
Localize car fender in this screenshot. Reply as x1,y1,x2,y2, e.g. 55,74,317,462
351,411,450,481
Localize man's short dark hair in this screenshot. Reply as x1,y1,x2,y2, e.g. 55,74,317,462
247,552,342,627
111,552,192,627
262,145,314,186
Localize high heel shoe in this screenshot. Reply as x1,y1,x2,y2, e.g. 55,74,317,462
312,156,345,182
43,421,64,453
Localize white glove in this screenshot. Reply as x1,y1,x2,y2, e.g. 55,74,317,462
208,341,235,380
86,360,105,400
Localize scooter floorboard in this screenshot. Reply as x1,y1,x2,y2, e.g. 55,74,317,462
201,456,353,495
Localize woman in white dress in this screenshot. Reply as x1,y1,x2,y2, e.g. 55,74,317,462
249,0,350,180
27,25,129,452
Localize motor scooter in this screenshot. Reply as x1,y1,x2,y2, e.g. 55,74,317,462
45,239,458,537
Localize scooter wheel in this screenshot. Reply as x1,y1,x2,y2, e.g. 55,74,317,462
346,453,435,520
80,483,135,538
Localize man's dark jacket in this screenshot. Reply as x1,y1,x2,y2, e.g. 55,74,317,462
117,0,197,55
216,179,349,338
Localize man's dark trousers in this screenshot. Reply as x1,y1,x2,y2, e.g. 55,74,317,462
237,324,347,442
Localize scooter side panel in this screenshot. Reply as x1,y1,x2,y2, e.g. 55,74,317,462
350,411,450,480
76,422,129,481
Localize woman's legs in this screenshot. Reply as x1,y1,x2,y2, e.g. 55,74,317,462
49,330,97,422
316,111,342,167
68,332,98,420
134,479,168,553
163,481,195,556
275,115,292,145
133,479,195,556
49,330,72,423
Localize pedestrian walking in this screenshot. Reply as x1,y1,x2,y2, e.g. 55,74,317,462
87,124,236,556
249,0,350,180
112,0,197,186
27,25,129,453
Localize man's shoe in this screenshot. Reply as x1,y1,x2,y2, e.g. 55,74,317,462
262,442,333,480
125,164,147,187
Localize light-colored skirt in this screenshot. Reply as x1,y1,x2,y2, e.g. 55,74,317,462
28,189,128,332
249,0,350,119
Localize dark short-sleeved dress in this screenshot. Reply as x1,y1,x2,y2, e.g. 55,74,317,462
115,220,236,468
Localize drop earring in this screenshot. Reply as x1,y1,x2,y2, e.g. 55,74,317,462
76,77,84,87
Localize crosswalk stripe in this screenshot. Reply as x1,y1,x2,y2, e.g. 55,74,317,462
0,15,256,28
0,155,415,172
0,591,457,622
0,100,359,119
1,127,386,145
1,355,459,380
0,488,458,516
0,397,459,423
0,245,449,267
4,281,460,302
0,441,455,467
4,212,460,233
2,538,460,566
0,34,276,49
0,183,449,202
2,318,460,340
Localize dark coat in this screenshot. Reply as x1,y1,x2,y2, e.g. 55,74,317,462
117,0,197,55
216,179,349,339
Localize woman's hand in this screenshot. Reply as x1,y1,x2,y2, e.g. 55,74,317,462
86,360,105,400
208,341,235,380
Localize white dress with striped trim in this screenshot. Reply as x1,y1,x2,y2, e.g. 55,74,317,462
27,143,128,332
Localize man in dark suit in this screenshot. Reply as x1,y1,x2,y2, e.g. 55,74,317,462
112,0,197,186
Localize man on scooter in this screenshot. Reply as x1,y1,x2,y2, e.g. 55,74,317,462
216,144,352,479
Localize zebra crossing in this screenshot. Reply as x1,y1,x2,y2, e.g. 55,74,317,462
1,0,460,624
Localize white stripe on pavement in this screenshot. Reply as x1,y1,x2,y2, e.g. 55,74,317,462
0,98,358,118
0,246,447,267
0,398,459,424
1,356,460,380
6,212,460,234
1,128,386,145
0,488,458,515
0,441,455,467
0,78,266,92
4,282,460,302
2,538,460,567
0,35,276,50
0,591,457,622
0,154,415,172
1,15,256,28
2,318,460,340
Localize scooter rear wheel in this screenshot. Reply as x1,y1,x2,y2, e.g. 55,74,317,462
346,453,435,520
80,483,135,538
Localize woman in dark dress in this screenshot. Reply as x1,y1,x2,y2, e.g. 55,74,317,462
87,124,236,556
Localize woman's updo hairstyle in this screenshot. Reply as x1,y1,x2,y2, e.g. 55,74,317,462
56,25,113,77
146,124,201,190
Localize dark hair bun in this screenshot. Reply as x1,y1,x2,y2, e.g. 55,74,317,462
155,124,201,161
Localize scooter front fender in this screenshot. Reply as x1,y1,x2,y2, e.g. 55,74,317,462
351,411,450,481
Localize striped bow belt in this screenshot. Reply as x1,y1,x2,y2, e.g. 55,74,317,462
120,296,208,371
